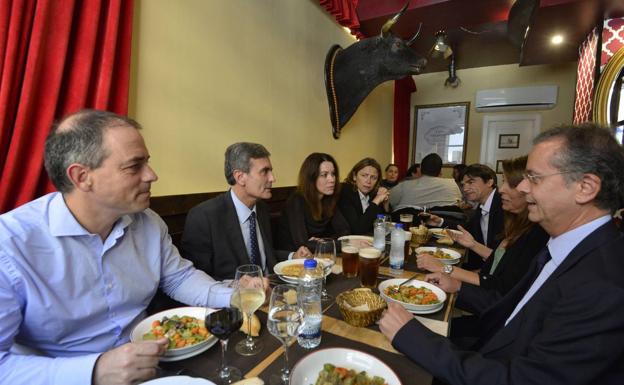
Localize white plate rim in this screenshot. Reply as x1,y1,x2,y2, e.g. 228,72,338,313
378,278,447,312
273,258,332,283
141,375,216,384
289,347,402,385
130,307,218,358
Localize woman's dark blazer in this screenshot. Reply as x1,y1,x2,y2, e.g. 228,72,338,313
337,184,385,235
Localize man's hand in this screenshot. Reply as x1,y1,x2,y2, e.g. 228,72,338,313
293,246,312,259
93,339,168,385
423,213,443,227
425,272,462,293
416,253,444,273
379,302,414,343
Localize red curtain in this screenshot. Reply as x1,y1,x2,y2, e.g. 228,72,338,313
319,0,364,39
393,76,416,179
0,0,134,213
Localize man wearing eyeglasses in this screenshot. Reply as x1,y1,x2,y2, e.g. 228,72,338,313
380,123,624,384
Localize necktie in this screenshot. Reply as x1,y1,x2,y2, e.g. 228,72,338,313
248,212,261,267
529,247,552,285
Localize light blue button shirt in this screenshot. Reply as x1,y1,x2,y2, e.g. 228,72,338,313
505,215,612,325
230,190,267,270
0,192,232,385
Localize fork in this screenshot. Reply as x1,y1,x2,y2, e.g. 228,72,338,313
388,272,421,294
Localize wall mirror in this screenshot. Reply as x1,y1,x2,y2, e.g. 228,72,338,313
593,47,624,144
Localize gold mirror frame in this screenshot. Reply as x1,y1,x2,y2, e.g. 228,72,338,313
593,47,624,125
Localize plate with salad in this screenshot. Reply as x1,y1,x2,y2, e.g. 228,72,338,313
130,307,218,361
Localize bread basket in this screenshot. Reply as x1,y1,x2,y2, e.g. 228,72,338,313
409,226,431,244
336,288,387,327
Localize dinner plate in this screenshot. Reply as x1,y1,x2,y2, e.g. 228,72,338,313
378,278,447,313
337,235,374,248
130,307,218,360
290,347,401,385
273,258,332,284
429,228,461,238
141,376,216,384
414,246,462,265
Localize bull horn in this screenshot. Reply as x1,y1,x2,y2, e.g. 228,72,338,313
381,1,410,37
406,22,423,46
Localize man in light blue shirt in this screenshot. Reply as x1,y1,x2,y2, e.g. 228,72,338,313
0,110,234,385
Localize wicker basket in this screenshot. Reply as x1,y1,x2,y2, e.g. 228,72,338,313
409,226,431,244
336,288,387,327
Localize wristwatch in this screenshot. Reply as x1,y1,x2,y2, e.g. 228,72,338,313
442,264,454,274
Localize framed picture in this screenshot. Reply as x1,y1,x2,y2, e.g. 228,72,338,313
411,102,469,166
498,134,520,149
496,160,504,174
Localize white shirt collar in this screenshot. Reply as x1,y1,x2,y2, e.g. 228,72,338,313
547,215,612,267
230,189,256,224
481,188,496,214
358,190,369,201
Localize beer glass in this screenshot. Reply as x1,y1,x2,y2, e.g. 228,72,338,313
358,247,382,288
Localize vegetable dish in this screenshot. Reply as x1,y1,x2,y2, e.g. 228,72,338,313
142,315,210,349
313,363,388,385
383,285,440,305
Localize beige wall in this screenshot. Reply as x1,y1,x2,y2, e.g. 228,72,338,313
410,62,578,175
129,0,394,196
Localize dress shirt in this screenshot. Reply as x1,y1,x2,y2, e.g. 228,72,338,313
0,192,231,385
358,190,370,213
230,190,267,270
480,189,495,244
505,215,611,325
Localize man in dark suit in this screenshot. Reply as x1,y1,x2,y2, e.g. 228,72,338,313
181,142,310,280
379,123,624,384
459,164,504,270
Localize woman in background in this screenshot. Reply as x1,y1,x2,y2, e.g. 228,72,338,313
338,158,390,234
416,155,548,298
380,163,400,189
277,153,349,251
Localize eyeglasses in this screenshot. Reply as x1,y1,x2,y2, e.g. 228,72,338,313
522,171,572,185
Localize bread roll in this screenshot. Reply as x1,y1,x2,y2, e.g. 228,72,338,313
239,313,261,336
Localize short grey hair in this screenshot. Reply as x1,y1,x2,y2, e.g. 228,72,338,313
533,123,624,213
44,109,141,193
224,142,271,185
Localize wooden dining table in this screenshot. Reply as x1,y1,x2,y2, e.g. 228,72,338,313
159,240,465,384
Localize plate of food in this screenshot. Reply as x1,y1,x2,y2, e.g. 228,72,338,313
428,228,461,239
378,278,446,313
337,235,374,249
130,307,218,361
290,347,401,385
141,376,216,385
414,246,462,265
273,258,332,284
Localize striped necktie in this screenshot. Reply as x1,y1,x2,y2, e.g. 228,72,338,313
248,211,261,267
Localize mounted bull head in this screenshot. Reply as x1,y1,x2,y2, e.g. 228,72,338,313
324,2,426,138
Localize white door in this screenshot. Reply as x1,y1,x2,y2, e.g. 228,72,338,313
480,114,541,173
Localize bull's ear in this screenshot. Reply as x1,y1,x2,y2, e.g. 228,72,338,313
381,0,409,37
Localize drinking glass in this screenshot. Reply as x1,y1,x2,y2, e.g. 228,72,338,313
206,284,243,384
266,284,303,385
339,239,359,278
358,247,382,288
314,238,336,302
232,264,265,356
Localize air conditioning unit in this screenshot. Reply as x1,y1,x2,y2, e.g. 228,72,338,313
475,85,558,112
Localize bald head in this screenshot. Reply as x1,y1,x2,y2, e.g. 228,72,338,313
44,109,141,193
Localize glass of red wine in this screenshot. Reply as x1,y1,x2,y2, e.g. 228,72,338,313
206,284,243,384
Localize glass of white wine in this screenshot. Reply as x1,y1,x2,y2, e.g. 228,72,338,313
314,238,336,302
267,284,303,385
232,264,265,356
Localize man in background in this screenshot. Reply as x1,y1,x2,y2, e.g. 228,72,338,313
181,142,310,280
0,110,233,385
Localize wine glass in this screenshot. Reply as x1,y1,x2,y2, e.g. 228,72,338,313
314,238,336,302
232,264,265,356
267,284,303,385
206,284,243,384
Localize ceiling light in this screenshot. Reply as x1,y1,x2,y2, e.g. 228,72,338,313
551,34,564,45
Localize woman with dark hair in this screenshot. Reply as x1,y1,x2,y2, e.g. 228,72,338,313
416,155,548,297
277,153,350,251
380,163,400,189
338,158,390,234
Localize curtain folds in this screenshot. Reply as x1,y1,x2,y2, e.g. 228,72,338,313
393,76,416,179
319,0,364,39
0,0,134,213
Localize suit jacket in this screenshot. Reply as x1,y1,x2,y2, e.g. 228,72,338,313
463,189,504,270
180,192,288,280
337,184,384,235
393,220,624,384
